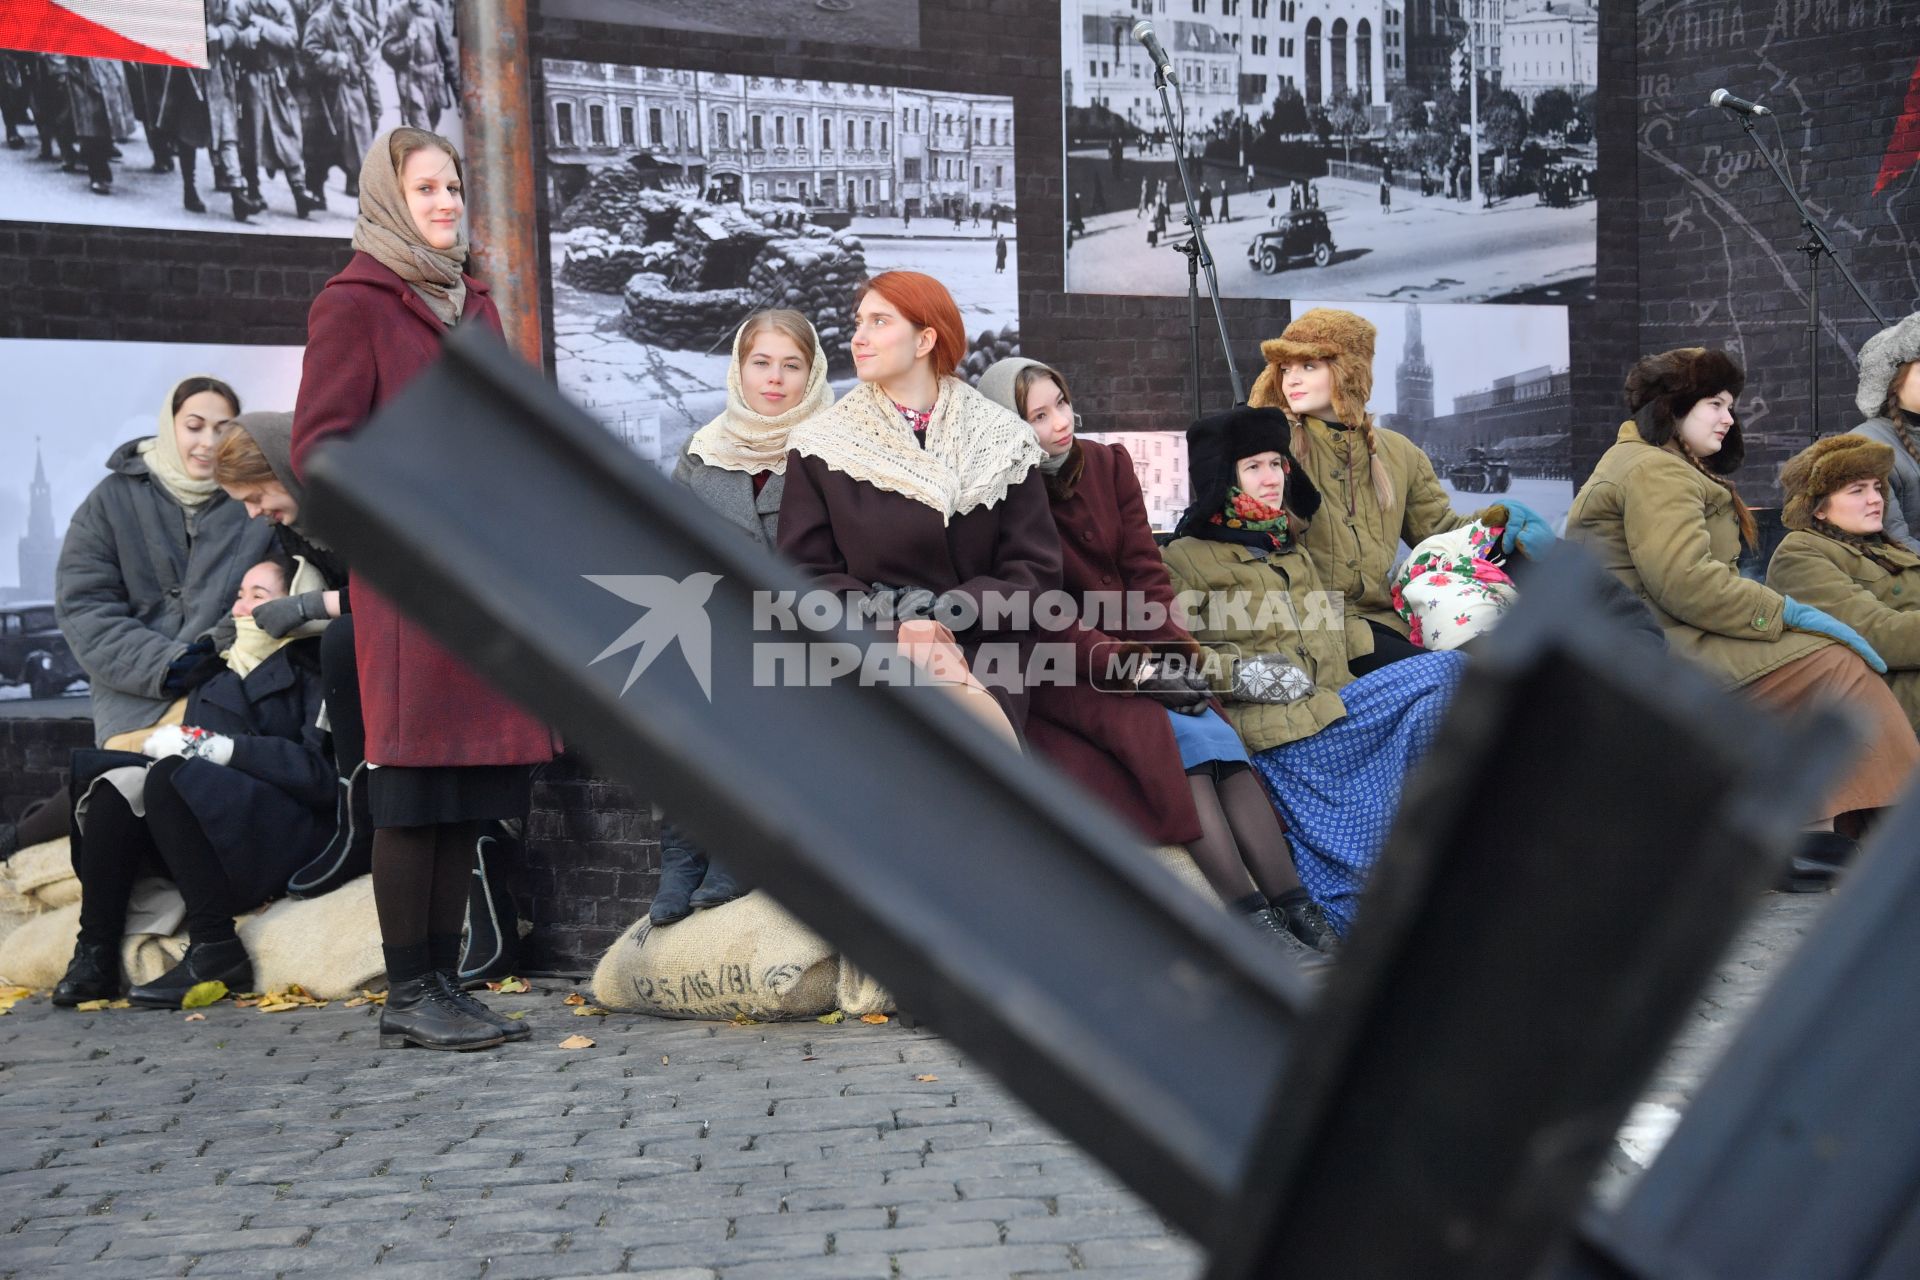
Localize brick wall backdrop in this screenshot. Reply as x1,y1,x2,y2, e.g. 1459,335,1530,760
1633,0,1920,499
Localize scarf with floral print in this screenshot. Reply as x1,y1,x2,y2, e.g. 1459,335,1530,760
1206,486,1292,550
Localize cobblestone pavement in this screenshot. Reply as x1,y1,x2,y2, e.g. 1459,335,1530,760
0,893,1829,1278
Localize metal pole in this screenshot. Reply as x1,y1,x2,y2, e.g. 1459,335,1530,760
1153,67,1247,407
457,0,542,367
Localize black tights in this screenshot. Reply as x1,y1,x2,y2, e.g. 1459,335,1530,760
372,821,480,981
1183,763,1302,906
75,758,240,948
1348,620,1423,677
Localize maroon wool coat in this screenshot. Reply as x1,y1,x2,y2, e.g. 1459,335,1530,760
777,449,1063,730
290,251,556,768
1024,442,1205,845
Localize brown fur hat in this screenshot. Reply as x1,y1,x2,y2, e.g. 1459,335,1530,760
1249,308,1377,427
1624,347,1746,475
1778,435,1894,532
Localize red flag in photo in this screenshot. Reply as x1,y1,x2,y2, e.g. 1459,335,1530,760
0,0,208,69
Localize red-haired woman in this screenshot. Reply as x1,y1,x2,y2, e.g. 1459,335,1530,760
292,127,554,1052
778,271,1063,732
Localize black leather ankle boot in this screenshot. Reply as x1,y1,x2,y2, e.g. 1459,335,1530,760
52,941,121,1007
128,938,253,1009
378,974,505,1051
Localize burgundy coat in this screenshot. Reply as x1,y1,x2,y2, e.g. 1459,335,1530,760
777,449,1063,730
290,252,556,768
1024,442,1205,845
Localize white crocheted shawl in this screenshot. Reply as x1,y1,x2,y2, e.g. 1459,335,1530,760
788,377,1044,523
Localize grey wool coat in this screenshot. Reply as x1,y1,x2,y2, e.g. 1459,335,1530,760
56,439,273,745
672,444,787,547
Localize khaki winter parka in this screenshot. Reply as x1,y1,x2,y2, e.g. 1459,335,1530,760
1289,415,1469,652
1767,529,1920,727
1160,533,1363,753
1568,422,1831,688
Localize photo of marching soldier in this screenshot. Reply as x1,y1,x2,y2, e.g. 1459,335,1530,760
0,0,462,236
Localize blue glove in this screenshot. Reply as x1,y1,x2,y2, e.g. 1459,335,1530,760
1498,501,1557,557
1782,597,1887,673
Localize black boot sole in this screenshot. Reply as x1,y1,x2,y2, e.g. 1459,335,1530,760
378,1030,507,1051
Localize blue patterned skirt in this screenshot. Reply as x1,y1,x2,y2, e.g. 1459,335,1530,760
1251,651,1465,936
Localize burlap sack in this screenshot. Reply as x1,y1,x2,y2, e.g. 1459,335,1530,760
1148,844,1216,900
834,960,895,1019
236,874,384,999
6,838,80,909
0,901,80,988
592,890,840,1020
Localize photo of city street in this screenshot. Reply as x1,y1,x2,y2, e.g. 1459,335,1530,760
543,61,1020,473
1061,0,1598,304
541,0,922,50
0,2,462,237
1292,297,1575,525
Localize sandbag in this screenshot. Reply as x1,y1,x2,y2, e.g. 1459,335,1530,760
237,874,383,999
0,901,81,988
834,960,895,1019
1148,844,1215,900
5,837,79,909
592,890,840,1020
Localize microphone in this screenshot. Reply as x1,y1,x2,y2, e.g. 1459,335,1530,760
1133,19,1172,77
1709,89,1771,117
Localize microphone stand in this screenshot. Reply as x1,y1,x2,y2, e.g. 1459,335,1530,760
1733,112,1888,439
1151,60,1245,414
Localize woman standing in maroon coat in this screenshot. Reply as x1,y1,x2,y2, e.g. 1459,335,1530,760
291,128,552,1052
980,359,1336,959
778,271,1062,733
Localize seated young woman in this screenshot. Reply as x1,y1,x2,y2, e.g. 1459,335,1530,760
1768,435,1920,732
648,309,836,926
53,552,340,1009
979,358,1336,958
1569,348,1919,866
1161,406,1465,938
778,271,1061,737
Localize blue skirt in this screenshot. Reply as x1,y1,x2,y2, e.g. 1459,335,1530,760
1251,651,1465,936
1167,705,1249,769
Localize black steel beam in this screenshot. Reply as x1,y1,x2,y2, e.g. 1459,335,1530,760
1205,554,1847,1280
1562,782,1920,1280
301,327,1308,1238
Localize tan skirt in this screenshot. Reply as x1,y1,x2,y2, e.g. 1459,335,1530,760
1745,644,1920,821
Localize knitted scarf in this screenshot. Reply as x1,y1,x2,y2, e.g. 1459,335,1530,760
687,319,833,475
352,130,467,327
222,614,294,679
139,375,226,508
787,377,1044,523
1811,519,1916,575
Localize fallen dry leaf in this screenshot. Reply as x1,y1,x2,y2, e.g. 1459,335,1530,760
504,1010,529,1021
343,996,370,1008
488,976,531,994
815,1011,845,1025
184,1012,207,1022
572,1005,610,1017
730,1013,759,1026
558,1033,596,1049
563,992,587,1006
75,999,112,1012
234,998,260,1008
860,1013,890,1025
660,1055,670,1065
801,1055,817,1062
181,981,227,1010
914,1074,939,1083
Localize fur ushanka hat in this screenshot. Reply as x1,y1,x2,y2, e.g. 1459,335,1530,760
1177,405,1322,536
1624,347,1746,474
1778,435,1894,532
1856,312,1920,419
1248,307,1378,427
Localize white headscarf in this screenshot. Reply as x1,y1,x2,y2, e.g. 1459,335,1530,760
137,375,230,508
686,316,834,475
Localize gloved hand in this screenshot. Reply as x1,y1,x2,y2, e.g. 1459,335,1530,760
141,724,235,766
1783,597,1887,673
251,590,331,638
1230,653,1317,705
1497,500,1557,557
160,638,222,694
1134,662,1210,714
204,613,238,656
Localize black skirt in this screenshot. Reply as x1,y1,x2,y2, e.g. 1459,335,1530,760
369,764,533,828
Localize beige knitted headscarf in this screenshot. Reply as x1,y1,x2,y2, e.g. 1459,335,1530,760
353,128,467,327
787,377,1045,524
138,375,230,508
686,316,834,476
